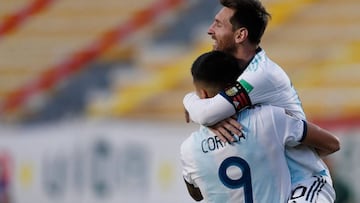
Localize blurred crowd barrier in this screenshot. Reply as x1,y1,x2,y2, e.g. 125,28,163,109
0,120,198,203
0,120,358,203
331,126,360,203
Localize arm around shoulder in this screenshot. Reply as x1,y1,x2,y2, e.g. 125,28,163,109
301,121,340,156
183,92,235,126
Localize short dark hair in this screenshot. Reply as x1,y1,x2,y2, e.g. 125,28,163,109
191,51,244,89
220,0,271,44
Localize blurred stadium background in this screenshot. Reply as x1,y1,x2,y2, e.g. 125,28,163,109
0,0,359,202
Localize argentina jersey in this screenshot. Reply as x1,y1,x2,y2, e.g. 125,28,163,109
238,49,306,120
241,50,333,194
181,105,306,203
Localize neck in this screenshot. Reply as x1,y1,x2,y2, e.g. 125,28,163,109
233,44,258,68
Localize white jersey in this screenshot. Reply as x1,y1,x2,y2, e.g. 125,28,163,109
183,49,335,202
183,48,305,126
238,49,305,120
181,105,305,203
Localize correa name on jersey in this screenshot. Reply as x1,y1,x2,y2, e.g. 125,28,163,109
201,134,245,153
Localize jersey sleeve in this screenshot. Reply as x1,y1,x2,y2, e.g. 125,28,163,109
238,68,277,106
183,92,236,126
180,135,198,186
272,107,306,147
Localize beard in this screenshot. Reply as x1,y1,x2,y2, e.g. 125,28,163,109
212,38,237,56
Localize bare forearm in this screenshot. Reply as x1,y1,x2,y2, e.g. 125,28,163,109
302,122,340,156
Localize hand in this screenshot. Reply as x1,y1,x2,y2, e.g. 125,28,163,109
209,117,242,143
184,109,190,123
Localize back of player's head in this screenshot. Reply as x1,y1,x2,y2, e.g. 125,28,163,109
220,0,271,44
191,51,243,89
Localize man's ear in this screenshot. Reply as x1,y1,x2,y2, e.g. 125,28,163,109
234,27,248,43
199,88,209,99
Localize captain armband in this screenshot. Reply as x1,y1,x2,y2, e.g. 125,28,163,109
219,82,252,112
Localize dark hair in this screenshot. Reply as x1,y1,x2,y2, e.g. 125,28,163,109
220,0,271,44
191,51,244,89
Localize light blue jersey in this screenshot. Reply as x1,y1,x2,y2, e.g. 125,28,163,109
181,105,305,203
238,49,305,120
243,50,335,202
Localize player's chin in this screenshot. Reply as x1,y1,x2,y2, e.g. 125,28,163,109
211,41,218,50
212,44,219,51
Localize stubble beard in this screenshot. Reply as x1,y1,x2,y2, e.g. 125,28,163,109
215,43,237,57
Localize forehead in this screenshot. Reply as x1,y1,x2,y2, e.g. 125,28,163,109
215,7,235,23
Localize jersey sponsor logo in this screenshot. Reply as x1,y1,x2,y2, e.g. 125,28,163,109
239,79,253,93
289,175,327,203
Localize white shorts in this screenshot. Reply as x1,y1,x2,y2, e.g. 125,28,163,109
288,175,335,203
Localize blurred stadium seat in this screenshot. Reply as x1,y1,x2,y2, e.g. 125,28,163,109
0,0,183,122
0,0,359,125
262,0,360,124
0,0,30,19
0,0,156,94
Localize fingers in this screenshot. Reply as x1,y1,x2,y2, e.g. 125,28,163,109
209,126,234,143
209,117,243,143
224,117,242,136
